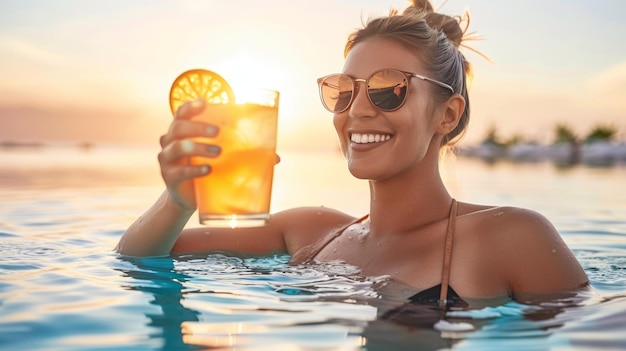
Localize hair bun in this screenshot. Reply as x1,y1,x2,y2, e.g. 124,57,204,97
406,0,434,13
425,12,464,48
401,0,465,48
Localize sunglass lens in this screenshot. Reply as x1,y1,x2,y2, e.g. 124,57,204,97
368,70,408,111
321,74,353,113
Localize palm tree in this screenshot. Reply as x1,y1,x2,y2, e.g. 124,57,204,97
482,125,504,147
553,123,580,165
554,124,578,144
585,124,617,144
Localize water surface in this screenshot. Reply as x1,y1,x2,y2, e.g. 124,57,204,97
0,145,625,350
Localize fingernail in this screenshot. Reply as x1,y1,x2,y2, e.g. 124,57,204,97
200,165,211,174
207,145,221,155
206,125,219,136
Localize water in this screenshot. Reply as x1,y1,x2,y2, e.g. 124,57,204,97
1,145,625,350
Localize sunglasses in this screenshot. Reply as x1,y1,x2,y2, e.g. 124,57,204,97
317,69,454,113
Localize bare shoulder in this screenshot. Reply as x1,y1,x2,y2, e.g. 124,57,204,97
459,203,589,295
271,206,358,254
457,203,561,255
467,205,563,245
458,202,558,234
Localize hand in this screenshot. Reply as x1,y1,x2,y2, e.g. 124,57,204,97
157,99,220,211
157,99,281,211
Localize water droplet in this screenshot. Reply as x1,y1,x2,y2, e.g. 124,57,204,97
333,248,337,253
348,235,353,240
357,228,369,244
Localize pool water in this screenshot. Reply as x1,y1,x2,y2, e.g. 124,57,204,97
1,146,625,350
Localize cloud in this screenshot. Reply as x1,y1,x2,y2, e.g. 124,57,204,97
586,61,626,111
0,35,68,68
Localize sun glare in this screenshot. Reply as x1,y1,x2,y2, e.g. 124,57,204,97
207,45,306,144
212,51,287,105
187,19,336,149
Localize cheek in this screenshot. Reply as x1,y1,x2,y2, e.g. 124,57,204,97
333,114,347,144
406,97,439,133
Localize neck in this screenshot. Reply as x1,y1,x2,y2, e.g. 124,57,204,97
367,151,453,235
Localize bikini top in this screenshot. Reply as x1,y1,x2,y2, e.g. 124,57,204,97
290,199,466,309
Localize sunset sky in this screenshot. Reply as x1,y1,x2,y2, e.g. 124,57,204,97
1,0,625,150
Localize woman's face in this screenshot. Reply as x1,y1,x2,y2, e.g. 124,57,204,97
333,38,444,181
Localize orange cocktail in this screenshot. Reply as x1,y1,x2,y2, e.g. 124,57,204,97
169,69,279,227
191,98,278,227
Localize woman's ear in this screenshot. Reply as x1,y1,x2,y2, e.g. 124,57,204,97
437,94,465,135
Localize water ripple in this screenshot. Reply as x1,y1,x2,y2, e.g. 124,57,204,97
1,152,626,350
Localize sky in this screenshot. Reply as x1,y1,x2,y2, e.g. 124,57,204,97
1,0,625,150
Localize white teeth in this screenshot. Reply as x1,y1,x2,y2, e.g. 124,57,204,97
350,133,391,144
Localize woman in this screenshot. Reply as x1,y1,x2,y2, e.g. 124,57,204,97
116,0,588,306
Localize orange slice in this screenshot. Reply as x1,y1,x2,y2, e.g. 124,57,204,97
168,69,235,116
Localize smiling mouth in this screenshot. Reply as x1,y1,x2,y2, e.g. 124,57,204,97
350,133,392,144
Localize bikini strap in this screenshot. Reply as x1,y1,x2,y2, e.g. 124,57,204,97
290,214,370,265
439,199,458,309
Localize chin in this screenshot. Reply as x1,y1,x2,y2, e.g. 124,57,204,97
347,163,384,180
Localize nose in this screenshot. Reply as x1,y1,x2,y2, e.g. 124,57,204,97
348,79,377,118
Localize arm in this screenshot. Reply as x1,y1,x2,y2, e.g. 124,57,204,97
117,197,354,257
171,206,356,256
116,100,210,257
497,208,589,296
115,190,195,257
116,99,356,257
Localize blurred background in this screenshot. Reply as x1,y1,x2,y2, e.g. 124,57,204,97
1,4,625,349
1,0,625,153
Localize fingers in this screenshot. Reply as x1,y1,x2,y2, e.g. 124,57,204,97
161,98,219,147
156,99,218,210
159,99,223,188
175,99,206,120
158,139,222,165
160,120,219,148
160,163,209,211
159,140,214,203
161,163,211,184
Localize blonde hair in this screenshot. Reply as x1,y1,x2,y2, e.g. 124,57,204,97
344,0,479,147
